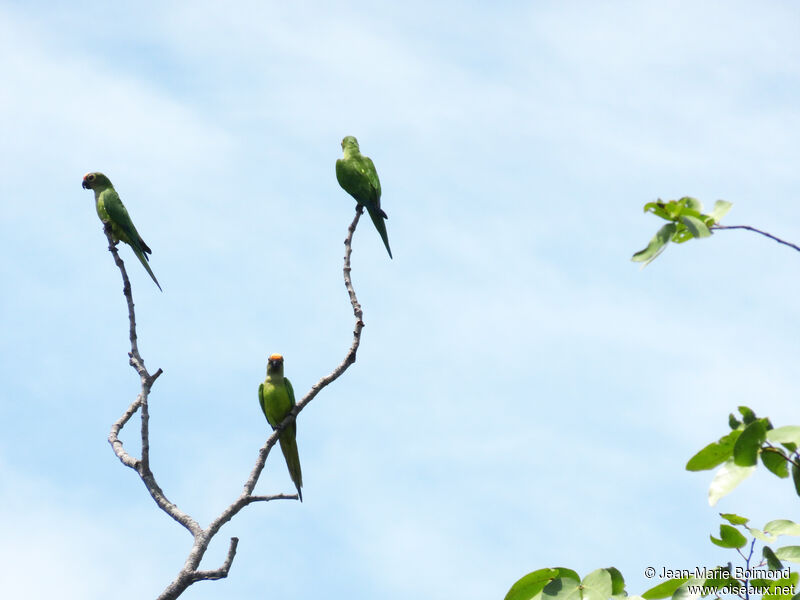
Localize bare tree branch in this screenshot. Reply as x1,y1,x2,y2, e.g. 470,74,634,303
712,224,800,253
104,209,366,599
191,537,239,581
245,493,299,504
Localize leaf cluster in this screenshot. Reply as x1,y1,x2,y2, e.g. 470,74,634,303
711,514,800,561
631,198,732,266
505,408,800,600
642,555,798,600
505,567,627,600
643,513,800,600
686,406,800,505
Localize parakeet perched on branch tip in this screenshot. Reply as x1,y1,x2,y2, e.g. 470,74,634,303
336,136,393,259
82,172,162,291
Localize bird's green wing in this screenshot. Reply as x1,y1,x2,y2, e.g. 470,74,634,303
335,158,347,190
258,382,267,422
363,156,381,201
360,153,391,256
337,159,372,205
259,382,279,428
103,189,162,291
285,377,296,407
103,189,149,254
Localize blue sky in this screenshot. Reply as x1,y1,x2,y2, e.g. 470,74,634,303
2,1,800,598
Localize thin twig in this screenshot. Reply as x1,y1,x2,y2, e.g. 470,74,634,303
103,209,367,599
744,538,756,600
191,537,239,581
109,396,142,469
245,493,299,505
192,209,366,559
712,225,800,253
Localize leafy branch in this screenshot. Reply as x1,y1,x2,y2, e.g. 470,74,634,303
631,197,732,266
631,197,800,266
104,209,366,599
504,199,800,600
686,406,800,506
504,407,800,600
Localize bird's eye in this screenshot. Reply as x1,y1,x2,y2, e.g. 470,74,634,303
88,174,95,181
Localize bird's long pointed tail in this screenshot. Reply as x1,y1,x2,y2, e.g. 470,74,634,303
133,247,163,291
366,206,393,259
279,433,303,501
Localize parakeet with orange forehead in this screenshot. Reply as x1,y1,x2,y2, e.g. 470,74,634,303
336,135,393,258
82,172,162,291
259,353,303,501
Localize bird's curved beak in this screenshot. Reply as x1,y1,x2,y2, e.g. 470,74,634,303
82,179,90,189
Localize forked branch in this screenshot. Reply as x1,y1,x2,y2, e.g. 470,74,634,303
103,210,366,599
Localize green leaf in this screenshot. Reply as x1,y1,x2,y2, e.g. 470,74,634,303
663,201,683,219
710,524,747,548
767,427,800,446
748,526,778,543
708,460,756,506
729,413,742,430
763,574,799,600
719,513,749,525
739,406,756,424
764,546,784,571
775,546,800,563
674,207,704,220
763,585,796,600
670,223,694,244
680,197,703,212
680,215,712,239
505,569,561,600
542,577,581,600
554,568,581,583
672,579,705,600
580,569,613,600
632,223,678,266
708,200,733,224
793,464,800,498
604,567,625,596
733,419,768,466
765,521,800,537
702,575,738,591
644,201,672,221
686,431,740,471
642,578,690,599
762,448,790,478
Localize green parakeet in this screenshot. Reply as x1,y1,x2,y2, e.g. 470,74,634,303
258,353,303,501
82,172,162,291
335,136,393,259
